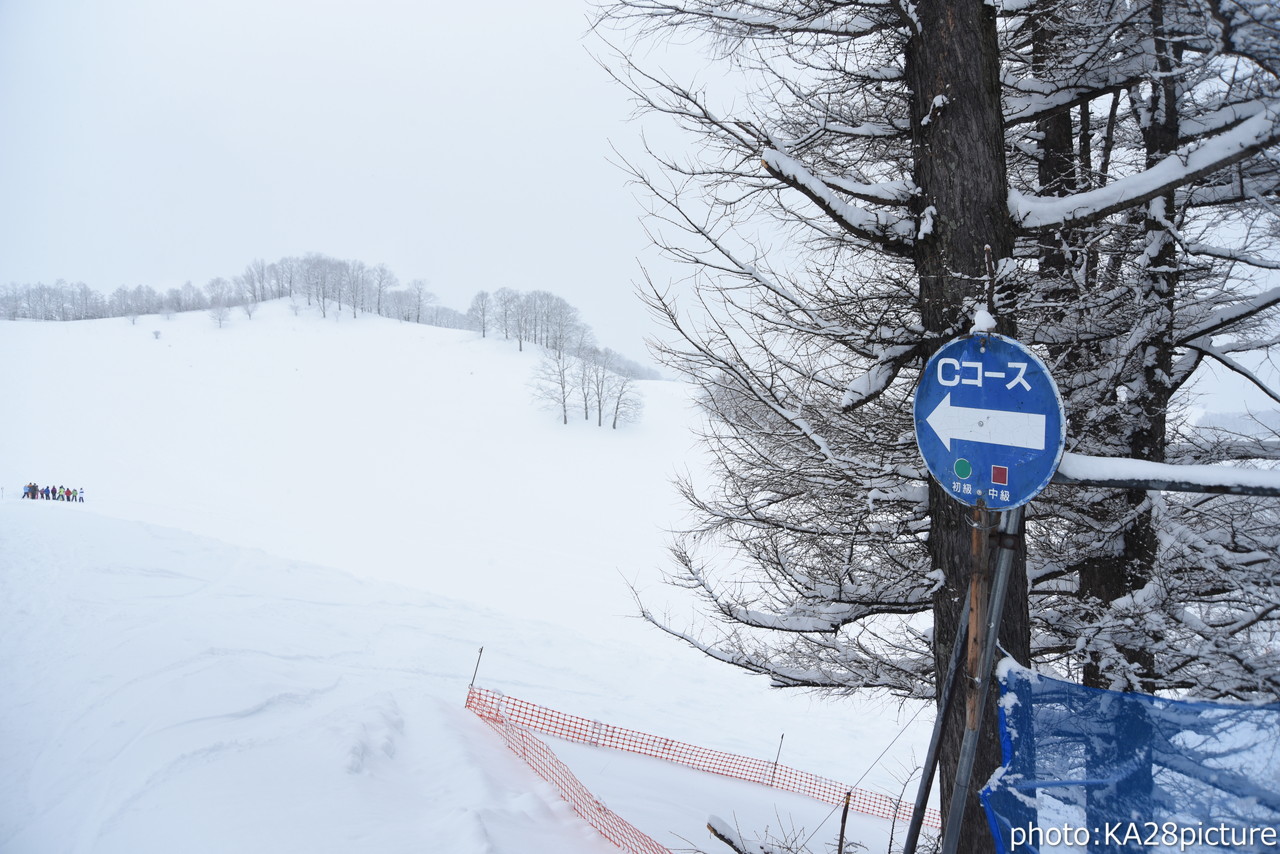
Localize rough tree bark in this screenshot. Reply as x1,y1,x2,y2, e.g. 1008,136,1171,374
906,1,1032,848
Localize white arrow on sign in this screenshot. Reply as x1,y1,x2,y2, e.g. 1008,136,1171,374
925,393,1046,451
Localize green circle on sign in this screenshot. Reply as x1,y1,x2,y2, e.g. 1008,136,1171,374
954,459,973,479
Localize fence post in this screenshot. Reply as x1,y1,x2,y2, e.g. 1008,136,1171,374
769,733,785,785
837,790,851,853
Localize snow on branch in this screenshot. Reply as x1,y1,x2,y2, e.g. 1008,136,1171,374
821,174,915,206
706,817,765,854
1055,452,1280,496
1157,216,1280,270
1154,742,1280,814
600,0,896,38
997,11,1156,127
1211,0,1280,78
1182,171,1280,207
1010,104,1280,232
1177,284,1280,343
823,118,909,139
1180,98,1273,141
1002,62,1151,128
689,7,887,37
1182,342,1280,407
762,149,914,251
839,343,918,410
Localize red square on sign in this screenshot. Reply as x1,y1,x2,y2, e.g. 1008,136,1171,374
992,465,1009,486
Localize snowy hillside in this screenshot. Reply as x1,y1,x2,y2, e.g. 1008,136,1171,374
0,303,932,853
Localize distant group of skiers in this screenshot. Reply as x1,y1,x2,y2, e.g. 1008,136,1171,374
22,483,84,502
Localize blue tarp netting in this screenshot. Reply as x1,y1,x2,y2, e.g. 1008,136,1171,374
980,663,1280,853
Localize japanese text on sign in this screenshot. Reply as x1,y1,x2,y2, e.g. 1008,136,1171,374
935,358,1031,391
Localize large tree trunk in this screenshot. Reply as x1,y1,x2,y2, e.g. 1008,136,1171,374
905,2,1030,849
1078,2,1180,840
1080,0,1179,696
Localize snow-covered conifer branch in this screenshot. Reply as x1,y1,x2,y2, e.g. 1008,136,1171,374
1176,284,1280,343
594,0,903,40
1011,105,1280,232
1181,343,1280,407
761,150,914,252
1055,451,1280,496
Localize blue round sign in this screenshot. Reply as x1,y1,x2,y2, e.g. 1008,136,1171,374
913,333,1065,510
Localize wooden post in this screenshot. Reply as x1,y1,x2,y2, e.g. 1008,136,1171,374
941,507,1024,854
967,505,993,728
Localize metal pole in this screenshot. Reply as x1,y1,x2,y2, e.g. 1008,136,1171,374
939,505,1023,854
901,585,972,854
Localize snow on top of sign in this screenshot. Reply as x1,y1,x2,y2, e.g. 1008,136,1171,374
971,308,997,333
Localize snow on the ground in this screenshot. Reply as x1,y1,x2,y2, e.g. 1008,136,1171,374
547,735,913,853
1,506,613,854
0,302,932,853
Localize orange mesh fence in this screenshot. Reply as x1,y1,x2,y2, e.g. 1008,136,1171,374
467,686,672,854
465,684,941,840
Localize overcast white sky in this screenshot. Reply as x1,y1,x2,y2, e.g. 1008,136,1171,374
0,0,681,357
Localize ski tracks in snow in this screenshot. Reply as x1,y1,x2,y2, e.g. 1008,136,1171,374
0,506,624,853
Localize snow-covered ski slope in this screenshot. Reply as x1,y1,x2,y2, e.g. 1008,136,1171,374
0,302,932,853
